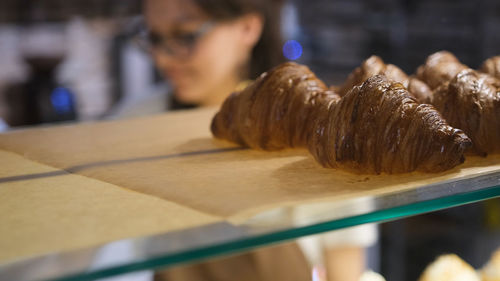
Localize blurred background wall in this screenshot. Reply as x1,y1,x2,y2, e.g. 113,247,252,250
0,0,499,127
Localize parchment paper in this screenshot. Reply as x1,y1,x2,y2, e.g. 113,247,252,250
1,107,499,263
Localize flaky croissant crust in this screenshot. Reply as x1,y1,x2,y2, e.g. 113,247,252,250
481,56,500,79
212,62,471,174
431,69,500,155
416,51,468,89
211,62,339,150
339,55,432,103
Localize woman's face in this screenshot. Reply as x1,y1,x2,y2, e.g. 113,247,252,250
145,0,260,106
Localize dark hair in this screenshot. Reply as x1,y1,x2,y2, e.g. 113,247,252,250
193,0,285,80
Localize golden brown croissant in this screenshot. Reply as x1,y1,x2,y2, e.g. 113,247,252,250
308,75,471,173
481,247,500,281
418,254,480,281
481,56,500,79
431,69,500,155
211,62,340,150
406,78,433,104
339,55,432,103
211,62,471,174
416,51,468,89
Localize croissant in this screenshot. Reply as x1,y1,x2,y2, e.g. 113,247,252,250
416,51,468,89
406,78,433,104
481,247,500,281
211,62,471,174
359,271,386,281
431,69,500,155
339,56,432,103
481,56,500,79
211,62,339,150
418,254,481,281
309,75,471,173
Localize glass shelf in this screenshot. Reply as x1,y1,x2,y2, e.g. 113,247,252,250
1,170,500,281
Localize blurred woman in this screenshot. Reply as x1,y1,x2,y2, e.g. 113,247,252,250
143,0,313,281
143,0,283,108
142,2,375,281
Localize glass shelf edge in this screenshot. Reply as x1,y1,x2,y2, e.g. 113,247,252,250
45,184,500,281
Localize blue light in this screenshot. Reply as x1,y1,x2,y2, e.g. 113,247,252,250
282,40,303,60
50,86,74,114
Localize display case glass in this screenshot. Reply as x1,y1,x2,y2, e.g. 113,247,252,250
1,170,499,281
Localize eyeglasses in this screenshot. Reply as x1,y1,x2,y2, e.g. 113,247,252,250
134,21,215,58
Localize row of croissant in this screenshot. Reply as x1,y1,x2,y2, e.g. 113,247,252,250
211,51,500,174
359,247,500,281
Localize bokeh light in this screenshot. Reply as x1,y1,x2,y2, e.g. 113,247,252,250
50,86,74,114
282,40,303,60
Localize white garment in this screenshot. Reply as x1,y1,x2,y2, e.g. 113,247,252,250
106,83,169,120
294,199,378,267
90,241,152,281
244,198,378,267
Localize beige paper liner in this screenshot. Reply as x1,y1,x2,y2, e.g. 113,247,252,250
1,108,499,263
